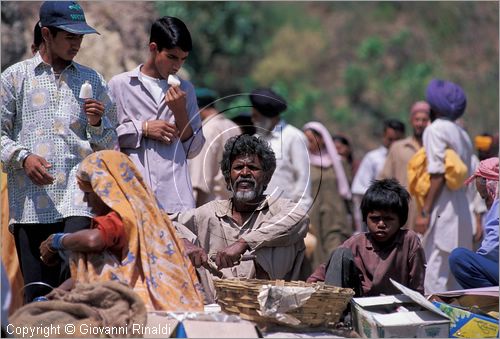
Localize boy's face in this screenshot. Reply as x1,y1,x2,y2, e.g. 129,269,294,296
44,29,83,61
366,210,400,243
153,45,189,79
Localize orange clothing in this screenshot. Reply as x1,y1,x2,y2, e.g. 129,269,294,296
1,169,23,314
71,151,204,311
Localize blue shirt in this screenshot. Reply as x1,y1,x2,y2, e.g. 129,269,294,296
477,199,499,261
1,53,118,224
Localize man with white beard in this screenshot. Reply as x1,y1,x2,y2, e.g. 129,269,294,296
171,134,309,301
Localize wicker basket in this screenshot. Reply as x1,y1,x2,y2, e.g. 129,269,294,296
214,279,354,328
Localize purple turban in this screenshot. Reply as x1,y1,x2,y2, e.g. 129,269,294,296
425,79,467,120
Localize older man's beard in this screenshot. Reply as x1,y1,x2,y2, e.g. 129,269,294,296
231,177,262,202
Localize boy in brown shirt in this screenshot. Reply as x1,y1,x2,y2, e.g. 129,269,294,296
307,179,426,296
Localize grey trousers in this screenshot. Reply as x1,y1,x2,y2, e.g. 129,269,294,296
324,247,362,297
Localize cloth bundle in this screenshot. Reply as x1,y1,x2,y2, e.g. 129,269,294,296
10,281,147,338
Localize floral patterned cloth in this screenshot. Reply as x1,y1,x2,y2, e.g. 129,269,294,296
72,150,204,311
1,52,117,224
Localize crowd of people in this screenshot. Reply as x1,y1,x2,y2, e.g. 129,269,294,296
1,1,498,324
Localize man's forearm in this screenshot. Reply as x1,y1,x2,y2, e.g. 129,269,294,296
173,110,193,141
422,174,445,215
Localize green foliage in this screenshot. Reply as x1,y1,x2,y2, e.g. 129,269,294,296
372,2,399,21
252,26,326,84
357,36,384,60
153,1,498,145
344,64,367,103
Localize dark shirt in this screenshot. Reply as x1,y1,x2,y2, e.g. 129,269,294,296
308,229,426,295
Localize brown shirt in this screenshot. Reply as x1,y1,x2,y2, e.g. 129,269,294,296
378,136,421,187
308,229,426,296
172,196,309,279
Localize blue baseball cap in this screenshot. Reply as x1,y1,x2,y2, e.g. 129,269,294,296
39,1,99,35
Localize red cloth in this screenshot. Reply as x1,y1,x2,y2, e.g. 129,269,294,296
464,157,499,184
307,229,426,296
92,211,126,259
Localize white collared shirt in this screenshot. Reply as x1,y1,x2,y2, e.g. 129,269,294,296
257,120,313,210
351,145,388,195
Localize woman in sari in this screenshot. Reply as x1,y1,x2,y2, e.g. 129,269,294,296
40,150,204,311
303,122,354,270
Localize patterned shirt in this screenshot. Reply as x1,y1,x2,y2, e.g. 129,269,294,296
1,52,118,224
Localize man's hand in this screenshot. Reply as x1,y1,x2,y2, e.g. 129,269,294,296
414,215,430,235
474,222,483,243
84,99,104,126
144,120,179,144
165,85,187,115
39,235,60,267
182,239,208,268
215,239,249,269
23,154,54,186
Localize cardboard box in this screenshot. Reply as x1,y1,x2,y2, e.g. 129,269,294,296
145,312,261,338
428,286,499,319
352,279,451,338
432,301,499,338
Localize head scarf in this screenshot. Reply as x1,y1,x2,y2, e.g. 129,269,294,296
410,101,430,116
425,79,467,121
303,122,352,200
74,150,204,311
464,157,499,201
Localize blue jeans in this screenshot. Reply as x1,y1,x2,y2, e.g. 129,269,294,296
449,247,499,289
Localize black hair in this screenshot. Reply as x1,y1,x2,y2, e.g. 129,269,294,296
361,178,410,227
150,16,192,52
332,134,353,164
231,114,256,136
332,134,351,147
33,21,43,50
383,118,406,134
46,26,63,37
221,134,276,185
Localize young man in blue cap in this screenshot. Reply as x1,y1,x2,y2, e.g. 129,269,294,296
1,1,117,303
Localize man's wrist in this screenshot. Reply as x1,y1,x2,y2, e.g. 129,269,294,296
20,150,32,168
89,118,102,127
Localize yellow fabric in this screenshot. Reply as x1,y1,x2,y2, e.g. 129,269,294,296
1,167,24,314
407,148,468,210
475,135,493,151
72,150,204,311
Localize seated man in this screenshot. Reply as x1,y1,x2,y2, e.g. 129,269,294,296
39,150,204,311
450,157,499,289
172,134,309,301
308,179,426,296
